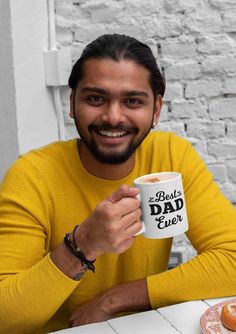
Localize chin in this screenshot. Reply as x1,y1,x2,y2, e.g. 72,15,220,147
93,151,133,164
90,145,135,165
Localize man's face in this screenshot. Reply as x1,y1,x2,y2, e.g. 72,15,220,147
70,58,162,164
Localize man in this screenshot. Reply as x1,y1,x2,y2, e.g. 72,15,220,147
0,34,236,333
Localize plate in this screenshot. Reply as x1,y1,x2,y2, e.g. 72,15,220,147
200,298,236,333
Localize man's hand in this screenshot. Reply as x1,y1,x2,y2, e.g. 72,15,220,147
75,185,142,260
50,185,142,281
69,279,150,327
68,293,112,327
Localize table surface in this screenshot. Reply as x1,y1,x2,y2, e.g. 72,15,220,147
50,296,235,334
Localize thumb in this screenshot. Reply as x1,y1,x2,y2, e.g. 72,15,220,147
108,185,140,204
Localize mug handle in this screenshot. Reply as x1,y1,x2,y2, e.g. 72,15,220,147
134,193,146,236
134,222,146,236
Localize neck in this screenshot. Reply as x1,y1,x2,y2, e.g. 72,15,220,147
77,140,135,180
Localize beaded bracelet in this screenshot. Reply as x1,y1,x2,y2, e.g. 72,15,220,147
64,226,96,273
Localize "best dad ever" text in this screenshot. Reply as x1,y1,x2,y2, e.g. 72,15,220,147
148,190,184,230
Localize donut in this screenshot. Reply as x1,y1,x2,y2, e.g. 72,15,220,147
221,302,236,331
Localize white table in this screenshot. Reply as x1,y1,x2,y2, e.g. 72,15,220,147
50,296,234,334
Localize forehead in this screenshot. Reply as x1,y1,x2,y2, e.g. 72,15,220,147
77,58,152,94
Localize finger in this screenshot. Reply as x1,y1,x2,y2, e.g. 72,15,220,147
108,185,139,204
126,219,143,233
68,317,77,327
116,236,135,254
119,209,142,232
113,196,141,216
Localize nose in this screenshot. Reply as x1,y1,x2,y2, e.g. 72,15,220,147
101,102,125,126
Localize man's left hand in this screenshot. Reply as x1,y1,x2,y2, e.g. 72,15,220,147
69,279,150,327
68,293,113,327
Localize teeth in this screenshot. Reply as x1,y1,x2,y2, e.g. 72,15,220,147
99,130,126,137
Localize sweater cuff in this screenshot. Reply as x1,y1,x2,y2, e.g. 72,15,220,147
147,275,159,309
45,253,80,287
147,273,170,309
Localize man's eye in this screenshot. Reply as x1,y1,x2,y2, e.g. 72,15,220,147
87,95,104,105
125,98,143,106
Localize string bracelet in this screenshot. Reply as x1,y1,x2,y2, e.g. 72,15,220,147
72,224,96,271
64,225,96,274
63,234,87,281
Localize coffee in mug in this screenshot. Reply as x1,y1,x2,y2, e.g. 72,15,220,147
138,174,176,183
134,172,188,239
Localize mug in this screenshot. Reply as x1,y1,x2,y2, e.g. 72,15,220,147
134,172,188,239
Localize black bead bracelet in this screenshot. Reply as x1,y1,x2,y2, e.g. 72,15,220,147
64,230,96,273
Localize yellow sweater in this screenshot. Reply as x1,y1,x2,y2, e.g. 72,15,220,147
0,132,236,333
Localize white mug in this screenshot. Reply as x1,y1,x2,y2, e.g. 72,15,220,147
134,172,188,239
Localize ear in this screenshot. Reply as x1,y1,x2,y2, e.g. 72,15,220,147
69,90,75,119
153,94,163,125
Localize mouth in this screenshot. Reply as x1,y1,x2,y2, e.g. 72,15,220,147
99,129,131,137
89,125,138,138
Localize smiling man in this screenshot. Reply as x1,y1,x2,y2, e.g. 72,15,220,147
70,57,162,174
1,34,236,334
71,58,155,165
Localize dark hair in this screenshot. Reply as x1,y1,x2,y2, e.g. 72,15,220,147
68,34,165,99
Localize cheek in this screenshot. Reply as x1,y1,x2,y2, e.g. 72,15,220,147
130,110,153,128
74,107,99,128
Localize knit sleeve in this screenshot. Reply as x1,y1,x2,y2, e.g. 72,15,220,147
147,136,236,308
0,157,78,333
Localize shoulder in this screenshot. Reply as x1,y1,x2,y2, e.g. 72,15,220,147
22,139,76,160
138,131,197,172
1,140,77,184
21,139,76,167
142,131,191,153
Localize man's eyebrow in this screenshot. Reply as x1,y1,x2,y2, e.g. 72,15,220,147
81,87,107,94
124,90,148,98
80,87,148,97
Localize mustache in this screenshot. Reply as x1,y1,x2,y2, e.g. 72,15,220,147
88,124,139,134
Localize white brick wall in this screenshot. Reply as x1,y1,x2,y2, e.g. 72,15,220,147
55,0,236,205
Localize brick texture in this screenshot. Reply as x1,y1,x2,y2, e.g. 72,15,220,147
55,0,236,207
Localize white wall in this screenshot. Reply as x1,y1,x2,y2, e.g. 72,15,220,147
0,0,59,180
55,0,236,205
0,0,235,205
0,0,19,179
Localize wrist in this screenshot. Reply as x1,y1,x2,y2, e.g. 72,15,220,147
98,289,121,316
65,231,96,273
100,279,151,315
50,242,85,280
74,224,100,260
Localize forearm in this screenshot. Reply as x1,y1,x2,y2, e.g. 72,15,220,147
52,238,151,315
0,254,78,333
50,241,86,280
50,225,99,280
69,277,151,327
148,249,236,309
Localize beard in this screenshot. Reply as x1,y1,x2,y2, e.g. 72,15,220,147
83,137,136,164
74,120,152,164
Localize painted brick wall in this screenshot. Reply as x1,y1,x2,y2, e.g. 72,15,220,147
55,0,236,206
